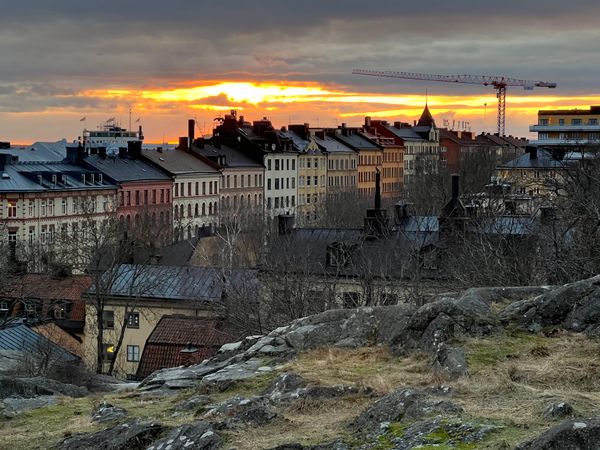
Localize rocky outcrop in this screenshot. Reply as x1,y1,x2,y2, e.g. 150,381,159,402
1,395,58,418
146,422,220,450
500,276,600,334
0,376,87,399
92,401,128,423
351,387,463,433
543,402,575,420
515,417,600,449
59,421,165,450
201,395,277,428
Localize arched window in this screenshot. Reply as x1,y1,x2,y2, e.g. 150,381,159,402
254,194,257,206
195,203,199,217
208,203,213,215
180,204,184,218
233,196,237,208
214,203,217,214
174,207,178,220
187,225,191,240
160,211,164,224
240,196,244,207
202,203,206,216
187,204,192,218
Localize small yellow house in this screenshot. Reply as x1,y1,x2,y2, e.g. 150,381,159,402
82,264,246,379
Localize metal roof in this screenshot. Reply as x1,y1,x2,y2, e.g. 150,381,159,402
497,149,570,169
334,132,381,150
0,320,79,362
0,140,68,162
84,155,171,183
192,143,263,168
142,148,220,175
312,134,355,154
383,125,426,142
0,162,118,193
91,264,257,303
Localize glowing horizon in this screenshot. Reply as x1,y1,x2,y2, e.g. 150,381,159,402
3,80,600,144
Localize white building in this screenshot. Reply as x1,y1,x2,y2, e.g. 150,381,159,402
142,147,221,240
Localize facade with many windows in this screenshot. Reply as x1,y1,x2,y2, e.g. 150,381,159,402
0,151,118,266
530,105,600,147
141,147,220,240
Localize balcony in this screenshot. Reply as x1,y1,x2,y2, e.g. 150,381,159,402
530,124,600,132
529,138,600,146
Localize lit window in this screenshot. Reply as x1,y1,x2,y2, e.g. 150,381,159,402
127,312,139,328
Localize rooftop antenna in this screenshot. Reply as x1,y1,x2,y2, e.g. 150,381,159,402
128,107,132,131
425,88,428,106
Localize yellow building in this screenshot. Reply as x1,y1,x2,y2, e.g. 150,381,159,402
82,264,232,379
286,125,328,225
530,105,600,147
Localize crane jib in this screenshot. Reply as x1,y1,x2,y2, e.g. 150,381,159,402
351,69,557,136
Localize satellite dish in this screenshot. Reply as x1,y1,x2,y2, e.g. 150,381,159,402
106,144,119,158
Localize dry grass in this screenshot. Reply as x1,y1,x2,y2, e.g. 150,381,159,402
223,396,368,450
5,332,600,449
284,346,430,394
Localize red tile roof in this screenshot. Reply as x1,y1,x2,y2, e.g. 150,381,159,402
1,274,91,322
136,315,233,379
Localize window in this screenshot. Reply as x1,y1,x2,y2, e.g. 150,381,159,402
559,118,565,125
127,345,140,362
292,178,295,189
275,178,280,190
7,201,17,218
234,175,238,188
28,200,35,216
267,179,272,190
103,310,115,329
307,158,311,168
286,159,290,170
275,159,280,170
590,118,598,125
195,183,199,196
572,119,582,125
267,159,271,170
291,159,295,170
314,176,318,186
102,344,115,362
0,301,9,313
127,312,140,328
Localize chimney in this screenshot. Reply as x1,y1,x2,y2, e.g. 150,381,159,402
364,169,388,238
98,147,107,159
278,214,295,235
127,141,142,159
394,121,402,129
66,143,85,165
451,173,460,200
179,343,199,366
374,168,382,210
0,154,9,172
118,147,127,158
527,146,538,160
394,201,411,224
188,119,195,150
365,116,372,128
178,137,189,151
138,125,144,141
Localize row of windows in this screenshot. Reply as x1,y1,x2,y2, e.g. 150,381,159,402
174,181,218,198
328,158,357,170
223,173,263,189
221,193,263,209
120,189,170,207
174,202,217,219
299,175,325,187
540,118,599,126
298,192,323,205
328,175,356,187
266,195,296,209
358,154,382,166
267,158,296,171
299,157,324,169
266,177,296,191
4,196,114,219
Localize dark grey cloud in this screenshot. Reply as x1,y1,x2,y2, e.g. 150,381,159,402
0,0,599,113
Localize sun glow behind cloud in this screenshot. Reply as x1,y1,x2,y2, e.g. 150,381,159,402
4,80,600,143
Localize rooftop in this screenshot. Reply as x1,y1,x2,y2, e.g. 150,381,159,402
142,148,220,175
191,142,263,168
84,154,171,183
136,315,232,378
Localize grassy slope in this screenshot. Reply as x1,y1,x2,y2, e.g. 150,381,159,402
2,331,600,449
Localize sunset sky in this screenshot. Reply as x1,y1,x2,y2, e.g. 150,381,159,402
2,1,600,144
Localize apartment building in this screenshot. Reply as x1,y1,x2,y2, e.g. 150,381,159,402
285,125,327,225
312,129,358,197
0,149,118,266
191,140,264,215
82,264,227,378
334,125,383,198
82,142,173,243
362,117,403,198
142,147,221,240
530,105,600,147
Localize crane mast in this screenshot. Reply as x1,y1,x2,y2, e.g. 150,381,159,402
352,69,557,136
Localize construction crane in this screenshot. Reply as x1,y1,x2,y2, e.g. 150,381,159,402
352,69,557,136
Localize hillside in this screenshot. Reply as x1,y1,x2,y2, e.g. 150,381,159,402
3,277,600,449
